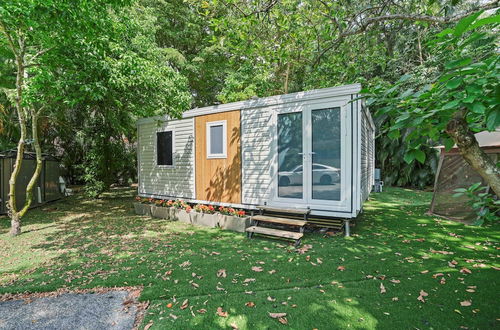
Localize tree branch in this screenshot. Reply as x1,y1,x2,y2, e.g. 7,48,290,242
313,0,499,66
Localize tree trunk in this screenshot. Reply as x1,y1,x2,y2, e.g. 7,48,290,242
446,110,500,197
9,213,21,236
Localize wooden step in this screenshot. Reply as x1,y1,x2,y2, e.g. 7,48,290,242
252,215,306,227
245,226,303,240
256,205,310,215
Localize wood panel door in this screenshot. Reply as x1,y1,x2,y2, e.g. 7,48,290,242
195,110,241,203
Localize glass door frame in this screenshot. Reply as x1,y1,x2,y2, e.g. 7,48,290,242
270,97,352,212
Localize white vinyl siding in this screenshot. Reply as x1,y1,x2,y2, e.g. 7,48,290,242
241,107,273,205
360,105,375,203
138,118,195,199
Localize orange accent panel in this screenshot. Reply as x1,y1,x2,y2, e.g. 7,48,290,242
195,110,241,203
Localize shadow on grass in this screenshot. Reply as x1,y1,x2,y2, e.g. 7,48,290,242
0,187,498,329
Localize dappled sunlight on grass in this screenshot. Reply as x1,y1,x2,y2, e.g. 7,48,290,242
0,187,498,329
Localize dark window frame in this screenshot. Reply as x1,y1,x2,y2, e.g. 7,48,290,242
156,130,174,167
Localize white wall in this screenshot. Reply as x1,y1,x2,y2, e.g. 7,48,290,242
138,118,195,199
240,107,273,205
360,105,375,203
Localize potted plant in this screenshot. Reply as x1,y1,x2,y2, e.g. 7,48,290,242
218,207,250,233
191,204,218,228
151,199,171,219
171,200,192,223
133,196,152,216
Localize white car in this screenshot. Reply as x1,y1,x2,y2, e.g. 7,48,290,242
278,163,340,186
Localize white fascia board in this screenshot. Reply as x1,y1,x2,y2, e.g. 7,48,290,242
182,83,362,118
136,115,175,126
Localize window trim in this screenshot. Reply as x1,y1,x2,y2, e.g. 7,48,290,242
155,128,175,168
206,120,227,159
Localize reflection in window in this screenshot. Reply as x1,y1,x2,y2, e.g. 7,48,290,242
312,108,341,201
277,112,303,199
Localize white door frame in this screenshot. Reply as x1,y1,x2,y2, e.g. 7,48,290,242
269,97,352,212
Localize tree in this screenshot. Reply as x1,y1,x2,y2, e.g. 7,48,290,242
369,11,500,196
0,0,131,235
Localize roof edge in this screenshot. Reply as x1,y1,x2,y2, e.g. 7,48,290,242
137,83,361,125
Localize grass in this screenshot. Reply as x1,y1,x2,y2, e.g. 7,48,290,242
0,187,499,329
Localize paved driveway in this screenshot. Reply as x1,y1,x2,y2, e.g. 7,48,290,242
0,291,137,330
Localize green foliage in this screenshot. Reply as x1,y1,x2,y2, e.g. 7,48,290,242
368,12,499,160
453,182,500,226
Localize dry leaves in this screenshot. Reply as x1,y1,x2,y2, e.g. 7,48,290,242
460,300,472,307
144,321,154,330
180,299,189,310
245,301,256,307
380,283,386,294
217,269,227,278
337,266,345,271
417,290,428,303
460,267,472,274
179,261,191,268
269,312,287,318
216,307,228,317
252,266,264,272
390,279,400,284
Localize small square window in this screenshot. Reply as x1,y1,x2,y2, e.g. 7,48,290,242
157,130,174,166
206,121,227,158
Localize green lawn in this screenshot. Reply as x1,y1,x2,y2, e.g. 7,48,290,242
1,187,498,329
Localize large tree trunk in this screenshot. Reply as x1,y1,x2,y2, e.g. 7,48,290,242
446,110,500,197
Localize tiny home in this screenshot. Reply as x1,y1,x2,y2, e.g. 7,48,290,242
137,84,375,227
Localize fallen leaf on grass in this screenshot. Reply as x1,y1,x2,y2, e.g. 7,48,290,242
245,301,256,307
252,266,263,272
230,323,239,329
180,299,189,310
432,273,444,278
460,300,472,306
317,258,323,264
166,303,173,308
268,270,276,274
217,269,227,278
337,266,345,271
191,282,199,289
380,283,386,294
460,267,472,274
417,290,428,303
169,314,178,320
269,312,287,319
390,279,400,284
267,296,276,302
420,270,429,274
392,297,399,301
216,307,228,317
180,261,191,268
197,309,207,314
144,321,154,330
278,317,288,325
448,260,458,268
243,278,255,283
440,278,446,285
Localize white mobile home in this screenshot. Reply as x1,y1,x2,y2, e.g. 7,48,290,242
137,83,375,229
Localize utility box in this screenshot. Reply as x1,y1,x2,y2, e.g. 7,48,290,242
374,168,383,193
0,150,64,214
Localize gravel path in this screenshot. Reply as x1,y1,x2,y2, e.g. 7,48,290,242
0,291,137,330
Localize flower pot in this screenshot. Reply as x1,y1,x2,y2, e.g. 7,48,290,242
133,202,151,216
172,208,192,224
218,215,251,233
151,205,171,219
191,212,218,228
